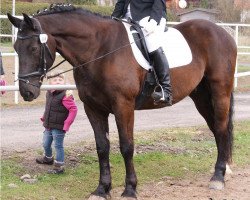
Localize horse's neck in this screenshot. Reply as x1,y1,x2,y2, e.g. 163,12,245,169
39,15,111,66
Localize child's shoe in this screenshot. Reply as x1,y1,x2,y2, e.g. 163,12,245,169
47,161,65,174
0,80,6,95
36,156,54,165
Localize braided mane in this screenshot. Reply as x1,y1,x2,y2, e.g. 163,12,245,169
34,3,110,19
35,3,76,16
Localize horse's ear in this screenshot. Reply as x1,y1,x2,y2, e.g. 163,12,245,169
22,13,35,30
7,13,22,28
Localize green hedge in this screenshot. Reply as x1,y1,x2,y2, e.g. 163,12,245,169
0,1,113,42
1,2,113,16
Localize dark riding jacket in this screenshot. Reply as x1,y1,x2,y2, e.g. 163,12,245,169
112,0,167,24
0,52,4,75
43,91,69,130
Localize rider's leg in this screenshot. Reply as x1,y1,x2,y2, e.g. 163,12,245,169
149,47,172,105
140,17,172,105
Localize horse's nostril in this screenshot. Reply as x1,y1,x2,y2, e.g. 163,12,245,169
26,91,34,99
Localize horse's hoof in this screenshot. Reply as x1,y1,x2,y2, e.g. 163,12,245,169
121,191,137,199
121,197,137,200
209,180,225,190
88,195,108,200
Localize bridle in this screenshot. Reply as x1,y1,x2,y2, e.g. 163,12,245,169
16,17,152,86
16,19,54,87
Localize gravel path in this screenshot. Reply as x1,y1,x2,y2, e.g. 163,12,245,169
1,92,250,153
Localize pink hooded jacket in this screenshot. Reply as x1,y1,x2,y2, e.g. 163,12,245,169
41,93,78,132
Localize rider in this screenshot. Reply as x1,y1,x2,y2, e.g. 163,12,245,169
112,0,172,106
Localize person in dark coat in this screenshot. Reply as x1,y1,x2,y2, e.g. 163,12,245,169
112,0,172,105
0,52,6,95
0,52,5,80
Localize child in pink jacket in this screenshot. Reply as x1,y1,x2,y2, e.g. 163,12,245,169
36,71,78,174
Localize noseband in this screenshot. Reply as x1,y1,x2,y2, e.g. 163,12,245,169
17,20,53,87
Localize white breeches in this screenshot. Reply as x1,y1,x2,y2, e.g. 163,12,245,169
139,17,166,53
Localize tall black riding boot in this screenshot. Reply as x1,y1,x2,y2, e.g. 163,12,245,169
150,47,172,106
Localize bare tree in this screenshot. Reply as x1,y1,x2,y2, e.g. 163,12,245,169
211,0,241,22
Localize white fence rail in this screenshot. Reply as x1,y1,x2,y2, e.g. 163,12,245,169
1,17,250,104
0,85,77,91
168,21,250,87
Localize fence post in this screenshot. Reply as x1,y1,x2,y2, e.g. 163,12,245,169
234,25,239,88
14,54,19,104
11,0,16,44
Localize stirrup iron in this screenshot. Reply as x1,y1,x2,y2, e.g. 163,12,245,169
152,84,165,101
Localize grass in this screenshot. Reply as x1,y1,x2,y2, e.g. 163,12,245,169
237,65,250,73
0,42,13,48
1,120,250,200
237,54,250,64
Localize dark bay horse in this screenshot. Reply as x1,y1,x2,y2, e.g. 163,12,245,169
8,4,237,199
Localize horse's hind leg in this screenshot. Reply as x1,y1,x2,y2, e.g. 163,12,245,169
84,104,111,198
209,86,234,190
190,78,234,190
113,98,137,198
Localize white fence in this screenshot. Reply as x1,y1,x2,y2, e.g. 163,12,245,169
216,22,250,87
167,21,250,86
1,17,250,104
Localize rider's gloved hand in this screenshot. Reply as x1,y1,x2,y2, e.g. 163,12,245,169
111,15,117,20
143,19,157,34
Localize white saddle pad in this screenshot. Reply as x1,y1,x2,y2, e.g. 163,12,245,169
122,22,193,70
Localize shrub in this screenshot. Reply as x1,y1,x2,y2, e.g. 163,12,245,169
0,1,113,42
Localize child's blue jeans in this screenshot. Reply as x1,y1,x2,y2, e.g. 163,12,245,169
43,129,65,163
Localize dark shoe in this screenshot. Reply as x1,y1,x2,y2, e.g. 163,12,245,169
47,162,65,174
150,47,172,106
36,156,54,165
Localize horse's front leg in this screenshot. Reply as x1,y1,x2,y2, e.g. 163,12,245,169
84,104,111,198
113,98,137,198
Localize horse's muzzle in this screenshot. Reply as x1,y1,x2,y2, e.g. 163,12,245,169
22,91,35,102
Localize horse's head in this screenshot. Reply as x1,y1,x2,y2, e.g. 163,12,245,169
7,13,56,101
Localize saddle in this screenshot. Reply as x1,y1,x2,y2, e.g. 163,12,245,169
121,18,158,109
113,17,161,109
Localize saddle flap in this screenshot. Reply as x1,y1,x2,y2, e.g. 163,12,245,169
122,21,193,70
130,25,150,63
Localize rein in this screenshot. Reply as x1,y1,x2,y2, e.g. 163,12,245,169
47,35,149,79
47,18,149,79
17,17,151,85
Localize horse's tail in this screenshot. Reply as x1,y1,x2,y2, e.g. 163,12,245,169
227,92,234,163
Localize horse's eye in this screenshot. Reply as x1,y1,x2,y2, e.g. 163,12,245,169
31,46,39,52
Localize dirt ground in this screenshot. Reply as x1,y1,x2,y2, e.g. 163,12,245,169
5,144,250,200
142,168,250,200
111,166,250,200
1,92,250,200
